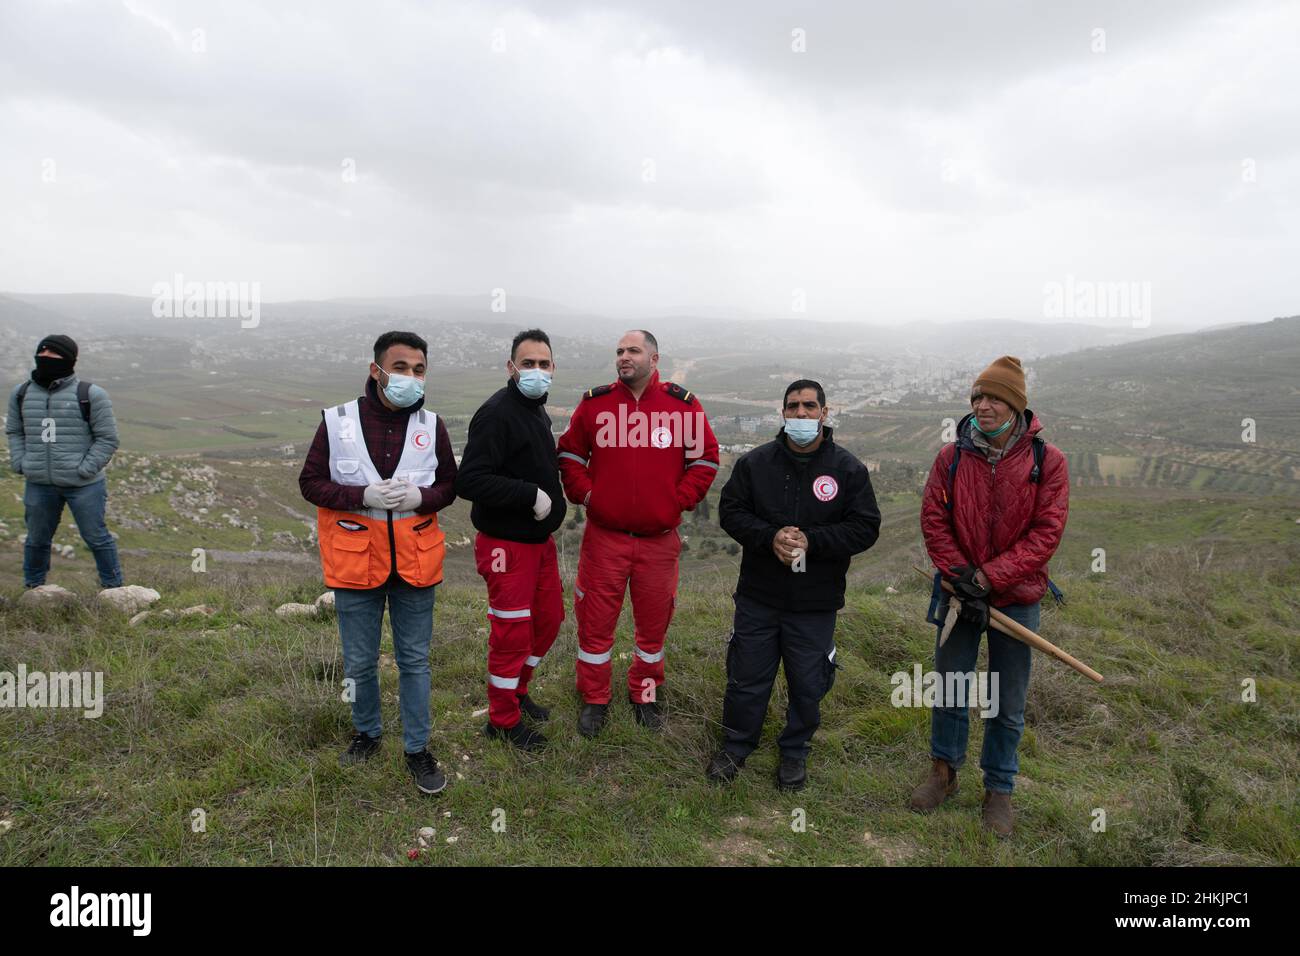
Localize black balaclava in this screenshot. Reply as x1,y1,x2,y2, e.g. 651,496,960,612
33,334,78,387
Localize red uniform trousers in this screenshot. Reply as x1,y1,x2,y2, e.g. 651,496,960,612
574,520,680,704
473,532,565,728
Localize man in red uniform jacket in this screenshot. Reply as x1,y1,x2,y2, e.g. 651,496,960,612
911,355,1069,838
557,330,720,737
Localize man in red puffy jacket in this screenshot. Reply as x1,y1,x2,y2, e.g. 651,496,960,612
910,356,1069,838
557,330,720,737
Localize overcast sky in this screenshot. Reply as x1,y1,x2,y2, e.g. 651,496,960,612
1,0,1295,329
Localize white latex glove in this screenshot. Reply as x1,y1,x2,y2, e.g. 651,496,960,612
533,487,552,521
363,481,400,510
392,481,423,512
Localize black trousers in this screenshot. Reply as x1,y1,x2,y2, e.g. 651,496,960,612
721,591,839,760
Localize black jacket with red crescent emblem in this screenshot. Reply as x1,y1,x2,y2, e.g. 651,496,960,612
719,426,881,612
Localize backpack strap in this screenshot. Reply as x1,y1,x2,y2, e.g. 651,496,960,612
1046,578,1066,605
77,380,93,426
1029,435,1045,484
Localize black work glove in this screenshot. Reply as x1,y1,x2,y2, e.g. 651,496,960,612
948,564,991,601
956,596,990,632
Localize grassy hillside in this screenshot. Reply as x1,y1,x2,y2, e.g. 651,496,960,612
2,308,1296,866
1,488,1295,866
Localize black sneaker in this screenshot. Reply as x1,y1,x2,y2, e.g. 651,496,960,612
630,696,665,731
517,693,550,723
484,720,547,753
577,703,609,738
338,731,381,767
706,749,745,784
776,755,807,792
405,749,448,795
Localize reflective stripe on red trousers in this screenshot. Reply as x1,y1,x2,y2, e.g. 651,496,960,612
474,532,564,728
573,520,680,704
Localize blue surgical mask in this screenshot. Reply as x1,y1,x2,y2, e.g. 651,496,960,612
379,367,424,408
974,416,1014,438
515,368,551,399
783,418,821,447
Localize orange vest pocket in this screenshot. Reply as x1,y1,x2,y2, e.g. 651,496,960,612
412,527,445,586
391,514,445,587
327,530,373,587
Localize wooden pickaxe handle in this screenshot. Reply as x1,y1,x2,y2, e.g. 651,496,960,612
912,566,1104,683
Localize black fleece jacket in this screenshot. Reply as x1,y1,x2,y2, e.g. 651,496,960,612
454,377,567,543
719,427,881,611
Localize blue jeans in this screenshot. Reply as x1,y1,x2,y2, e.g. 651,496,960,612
23,478,124,588
335,576,436,754
929,601,1039,794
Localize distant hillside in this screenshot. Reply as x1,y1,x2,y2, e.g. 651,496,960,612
2,291,1167,359
1033,315,1300,453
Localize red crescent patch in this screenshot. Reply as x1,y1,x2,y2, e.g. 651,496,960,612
813,475,838,502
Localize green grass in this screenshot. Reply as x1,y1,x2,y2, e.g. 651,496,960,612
1,499,1295,866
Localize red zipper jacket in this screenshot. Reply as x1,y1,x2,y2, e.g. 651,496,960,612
557,370,720,535
920,410,1069,607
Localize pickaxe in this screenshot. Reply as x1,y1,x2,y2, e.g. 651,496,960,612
912,566,1103,683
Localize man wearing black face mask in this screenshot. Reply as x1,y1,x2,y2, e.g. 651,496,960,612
5,335,124,589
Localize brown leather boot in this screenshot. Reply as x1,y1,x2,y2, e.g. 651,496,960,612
908,758,959,811
981,790,1014,838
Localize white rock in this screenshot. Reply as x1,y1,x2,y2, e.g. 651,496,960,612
129,610,152,626
275,602,318,618
471,708,488,718
97,585,161,615
180,604,217,617
314,591,336,610
19,584,77,608
418,826,435,839
885,586,899,595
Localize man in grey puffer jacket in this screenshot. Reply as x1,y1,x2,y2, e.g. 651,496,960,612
5,334,124,588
